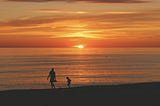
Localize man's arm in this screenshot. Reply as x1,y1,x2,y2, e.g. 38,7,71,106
47,74,50,80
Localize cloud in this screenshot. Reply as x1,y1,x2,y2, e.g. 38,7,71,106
34,9,139,15
6,0,149,3
0,10,159,28
0,16,70,27
34,9,88,14
0,10,159,41
0,10,160,47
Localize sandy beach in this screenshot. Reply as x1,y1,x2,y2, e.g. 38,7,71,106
0,82,160,106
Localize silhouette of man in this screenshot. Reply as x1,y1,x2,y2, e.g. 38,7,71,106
47,68,56,88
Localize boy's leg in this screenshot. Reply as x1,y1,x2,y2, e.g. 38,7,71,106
67,83,71,88
67,83,69,88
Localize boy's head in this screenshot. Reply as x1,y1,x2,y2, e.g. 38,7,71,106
66,77,69,79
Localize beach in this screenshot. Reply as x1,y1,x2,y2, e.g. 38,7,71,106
0,82,160,106
1,0,160,105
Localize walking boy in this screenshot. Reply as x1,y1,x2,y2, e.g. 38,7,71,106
66,77,71,88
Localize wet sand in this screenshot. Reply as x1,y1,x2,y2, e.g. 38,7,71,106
0,82,160,106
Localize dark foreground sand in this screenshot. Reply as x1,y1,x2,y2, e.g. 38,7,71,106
0,82,160,106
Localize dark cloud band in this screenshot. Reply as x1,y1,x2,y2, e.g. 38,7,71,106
7,0,149,3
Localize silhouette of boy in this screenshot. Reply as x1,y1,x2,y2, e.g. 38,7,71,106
66,77,71,88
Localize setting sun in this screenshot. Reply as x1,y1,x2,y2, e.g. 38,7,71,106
74,44,84,49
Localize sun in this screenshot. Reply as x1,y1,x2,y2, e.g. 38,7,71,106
74,44,84,49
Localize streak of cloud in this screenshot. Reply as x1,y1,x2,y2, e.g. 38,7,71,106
34,9,88,14
7,0,149,3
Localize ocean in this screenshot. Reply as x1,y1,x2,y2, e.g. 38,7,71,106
0,48,160,91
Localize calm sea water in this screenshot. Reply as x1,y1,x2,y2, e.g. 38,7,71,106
0,48,160,91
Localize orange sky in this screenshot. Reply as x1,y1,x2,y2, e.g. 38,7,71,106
0,0,160,48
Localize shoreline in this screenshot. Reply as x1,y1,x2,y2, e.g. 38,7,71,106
1,82,160,106
0,81,159,92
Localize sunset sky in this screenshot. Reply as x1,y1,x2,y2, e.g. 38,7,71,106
0,0,160,48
